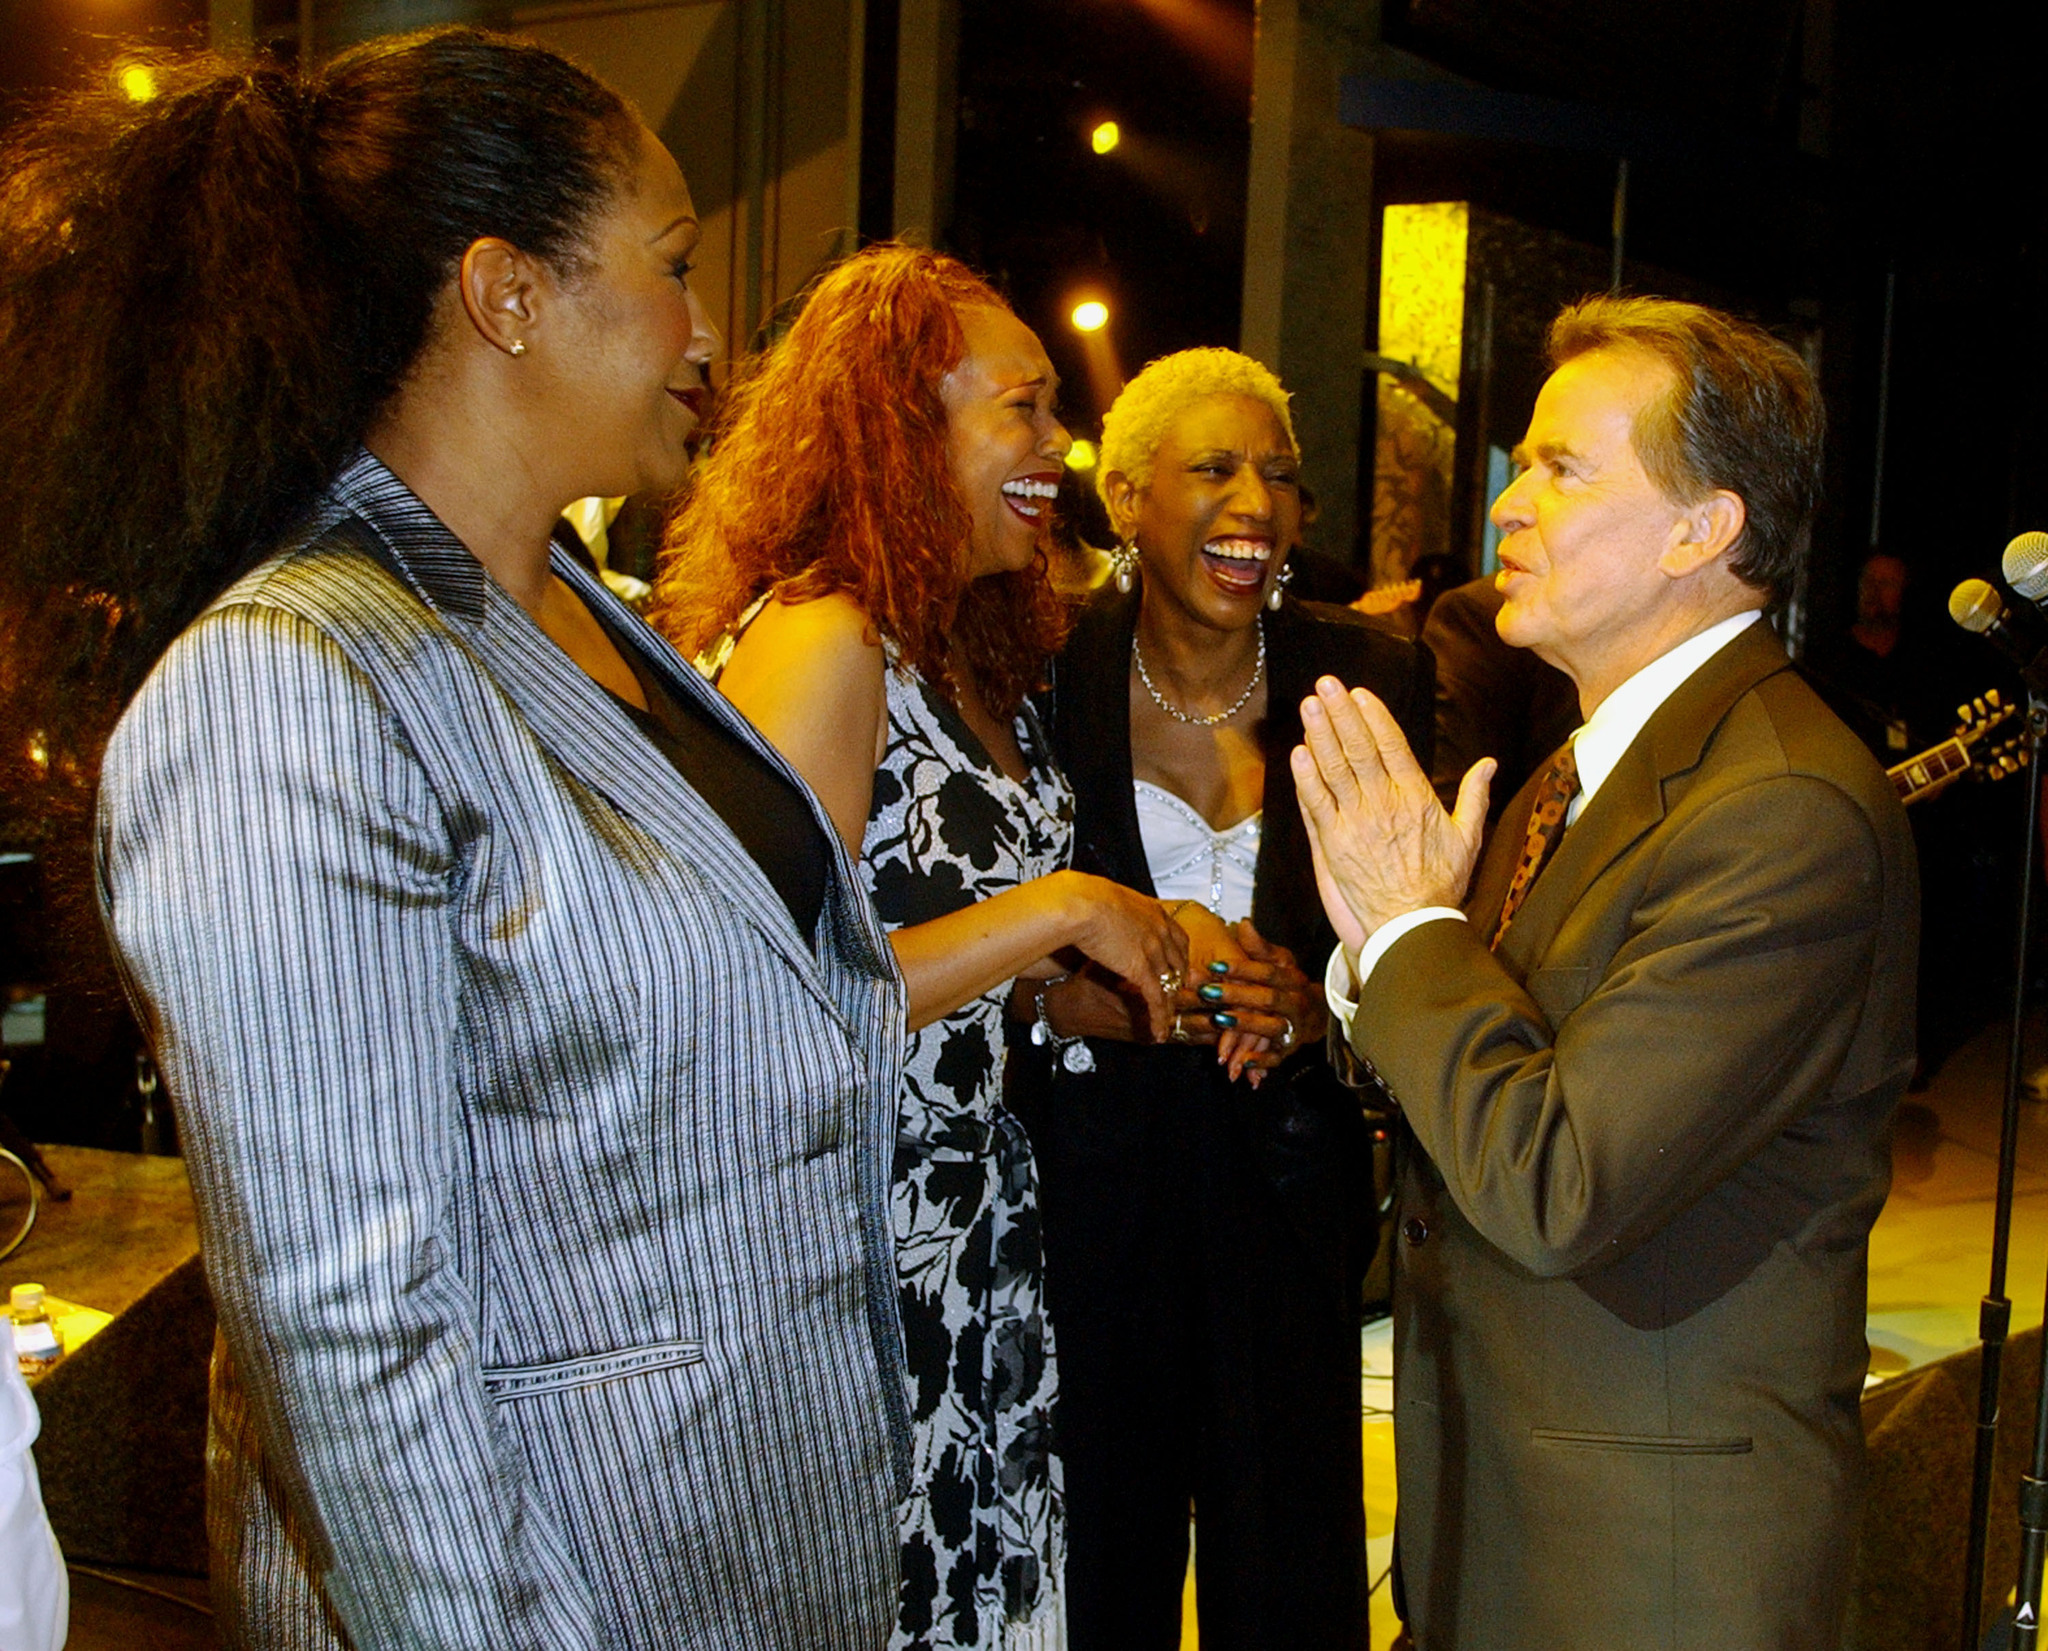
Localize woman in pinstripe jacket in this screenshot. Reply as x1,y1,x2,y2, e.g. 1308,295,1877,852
2,31,908,1651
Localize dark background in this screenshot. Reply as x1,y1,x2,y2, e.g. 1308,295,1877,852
4,0,2045,1136
10,0,2044,625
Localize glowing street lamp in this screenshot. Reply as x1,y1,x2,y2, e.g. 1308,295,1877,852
1090,121,1121,156
1065,298,1122,419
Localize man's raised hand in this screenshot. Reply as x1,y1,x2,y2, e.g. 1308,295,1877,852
1290,677,1493,942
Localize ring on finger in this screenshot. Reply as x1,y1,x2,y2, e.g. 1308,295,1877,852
1170,1012,1191,1044
1159,969,1183,997
1276,1015,1297,1051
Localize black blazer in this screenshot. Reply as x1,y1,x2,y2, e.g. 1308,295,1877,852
1042,587,1436,976
1021,588,1435,1267
1421,576,1579,822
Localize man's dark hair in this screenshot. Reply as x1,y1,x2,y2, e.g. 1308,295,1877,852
1547,296,1823,606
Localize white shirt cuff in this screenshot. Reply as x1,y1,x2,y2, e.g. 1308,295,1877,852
1323,909,1467,1037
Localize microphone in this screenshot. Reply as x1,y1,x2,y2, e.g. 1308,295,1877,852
2001,530,2048,603
1949,577,2048,695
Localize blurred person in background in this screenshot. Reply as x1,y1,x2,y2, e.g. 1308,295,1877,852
0,1358,65,1651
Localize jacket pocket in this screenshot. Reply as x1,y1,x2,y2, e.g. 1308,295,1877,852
481,1340,704,1400
1531,1427,1752,1455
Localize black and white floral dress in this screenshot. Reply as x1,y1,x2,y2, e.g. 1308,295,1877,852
863,662,1070,1651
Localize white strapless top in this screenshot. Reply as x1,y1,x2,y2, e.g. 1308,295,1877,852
1134,780,1260,922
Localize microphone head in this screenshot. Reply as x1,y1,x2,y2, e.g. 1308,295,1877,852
1951,577,2005,634
2004,531,2048,601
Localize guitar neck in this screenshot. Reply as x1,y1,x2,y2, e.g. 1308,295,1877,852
1890,739,1971,805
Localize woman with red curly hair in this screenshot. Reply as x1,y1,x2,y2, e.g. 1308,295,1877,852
656,245,1191,1651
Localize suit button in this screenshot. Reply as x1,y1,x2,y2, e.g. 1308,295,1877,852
1402,1217,1430,1245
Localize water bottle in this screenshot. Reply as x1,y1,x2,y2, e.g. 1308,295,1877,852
10,1283,61,1379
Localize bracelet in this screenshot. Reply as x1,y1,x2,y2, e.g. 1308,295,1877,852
1029,974,1096,1074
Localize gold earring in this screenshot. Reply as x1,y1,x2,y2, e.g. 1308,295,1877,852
1110,539,1140,594
508,340,527,357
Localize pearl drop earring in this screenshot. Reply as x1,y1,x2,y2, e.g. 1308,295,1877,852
1110,538,1140,595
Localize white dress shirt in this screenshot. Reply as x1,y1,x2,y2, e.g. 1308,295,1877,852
1325,609,1764,1023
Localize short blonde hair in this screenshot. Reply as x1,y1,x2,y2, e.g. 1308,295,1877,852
1096,348,1297,515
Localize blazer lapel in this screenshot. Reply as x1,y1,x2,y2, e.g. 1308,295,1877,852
1486,620,1794,971
1250,599,1332,956
1054,589,1158,896
333,454,891,996
487,569,883,989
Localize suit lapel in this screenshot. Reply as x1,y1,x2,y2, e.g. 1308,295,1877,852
333,453,892,995
490,565,894,990
1483,620,1794,971
1055,589,1158,896
1250,599,1333,954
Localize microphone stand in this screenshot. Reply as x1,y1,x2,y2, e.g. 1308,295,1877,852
1965,690,2047,1650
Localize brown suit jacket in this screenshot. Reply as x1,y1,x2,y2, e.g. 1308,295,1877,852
1350,620,1918,1651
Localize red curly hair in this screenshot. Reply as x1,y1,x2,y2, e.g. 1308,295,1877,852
653,243,1071,716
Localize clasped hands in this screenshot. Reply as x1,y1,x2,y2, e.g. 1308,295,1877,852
1170,915,1326,1084
1037,908,1326,1084
1289,676,1494,962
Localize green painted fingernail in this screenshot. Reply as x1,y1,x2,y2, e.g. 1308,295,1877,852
1211,1012,1238,1027
1199,983,1225,1001
1208,960,1230,974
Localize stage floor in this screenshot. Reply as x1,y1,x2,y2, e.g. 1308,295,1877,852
1866,1025,2048,1379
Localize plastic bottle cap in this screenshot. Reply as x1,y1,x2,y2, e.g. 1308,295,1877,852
9,1283,44,1313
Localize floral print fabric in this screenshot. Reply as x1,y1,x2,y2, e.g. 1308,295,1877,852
863,664,1070,1651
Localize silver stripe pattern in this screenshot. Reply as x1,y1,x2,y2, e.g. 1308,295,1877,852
97,451,911,1651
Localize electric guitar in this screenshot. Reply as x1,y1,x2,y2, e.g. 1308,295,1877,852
1889,691,2027,807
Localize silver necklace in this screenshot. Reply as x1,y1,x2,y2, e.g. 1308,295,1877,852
1132,621,1266,727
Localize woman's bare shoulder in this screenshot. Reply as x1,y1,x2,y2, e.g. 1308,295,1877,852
720,591,885,725
750,590,879,651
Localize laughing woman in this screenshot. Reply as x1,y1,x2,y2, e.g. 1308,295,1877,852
656,245,1189,1651
1018,348,1435,1650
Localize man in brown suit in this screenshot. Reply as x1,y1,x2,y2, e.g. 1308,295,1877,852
1292,297,1917,1650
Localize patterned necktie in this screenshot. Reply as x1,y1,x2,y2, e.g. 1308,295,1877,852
1491,741,1581,949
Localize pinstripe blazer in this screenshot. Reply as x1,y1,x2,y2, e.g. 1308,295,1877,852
97,451,912,1651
